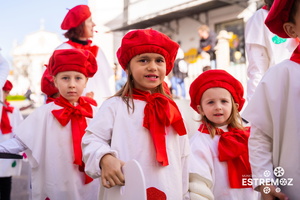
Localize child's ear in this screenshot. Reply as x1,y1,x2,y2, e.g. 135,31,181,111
283,22,298,38
53,76,58,88
235,103,239,110
196,105,204,115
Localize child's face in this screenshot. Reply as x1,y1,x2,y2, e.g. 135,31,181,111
197,87,234,127
54,71,88,105
2,90,9,101
128,53,166,93
82,17,96,39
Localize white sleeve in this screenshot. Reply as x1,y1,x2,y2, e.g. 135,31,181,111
246,43,270,101
82,100,119,178
0,136,28,153
0,53,9,88
189,173,214,200
248,124,274,190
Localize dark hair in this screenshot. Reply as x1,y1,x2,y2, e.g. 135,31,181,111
63,22,85,39
289,0,300,24
264,0,274,10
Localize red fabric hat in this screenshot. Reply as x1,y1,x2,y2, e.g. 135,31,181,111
61,5,91,30
189,69,245,112
116,29,179,75
265,0,296,38
2,80,12,91
47,48,97,77
41,68,59,97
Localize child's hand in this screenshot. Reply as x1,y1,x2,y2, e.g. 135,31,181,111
259,185,289,200
100,154,125,188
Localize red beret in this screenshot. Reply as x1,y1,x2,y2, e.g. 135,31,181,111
189,69,245,113
265,0,295,38
2,80,12,91
47,49,97,77
41,68,59,97
116,29,179,75
61,5,91,30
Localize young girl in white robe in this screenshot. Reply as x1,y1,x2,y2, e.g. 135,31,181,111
188,70,257,200
0,49,100,200
82,29,190,200
0,80,23,200
243,0,300,199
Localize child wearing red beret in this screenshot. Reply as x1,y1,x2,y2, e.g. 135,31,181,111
57,5,115,106
0,80,23,200
188,70,258,199
243,0,300,199
82,29,190,200
0,49,100,200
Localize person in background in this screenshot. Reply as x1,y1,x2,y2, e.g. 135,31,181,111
197,25,217,69
0,49,100,200
56,4,115,106
188,70,257,200
243,0,300,199
82,29,190,200
171,45,188,99
202,65,211,72
245,0,298,101
0,80,24,200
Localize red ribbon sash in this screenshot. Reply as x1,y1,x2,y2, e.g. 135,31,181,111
52,96,93,184
132,89,186,166
199,124,252,188
1,101,14,134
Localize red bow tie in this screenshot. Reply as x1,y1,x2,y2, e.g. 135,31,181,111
132,89,187,166
199,124,252,188
52,96,93,184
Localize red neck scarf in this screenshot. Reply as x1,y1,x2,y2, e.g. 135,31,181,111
66,40,99,57
199,124,252,188
1,101,14,134
52,96,93,184
132,89,187,166
290,44,300,64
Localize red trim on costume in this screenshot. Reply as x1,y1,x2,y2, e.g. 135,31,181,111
66,40,99,57
290,44,300,64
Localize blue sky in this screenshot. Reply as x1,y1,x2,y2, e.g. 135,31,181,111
0,0,89,59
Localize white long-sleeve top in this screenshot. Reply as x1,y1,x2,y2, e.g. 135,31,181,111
242,59,300,199
82,96,190,200
189,125,257,200
245,8,298,101
0,102,100,200
0,104,23,177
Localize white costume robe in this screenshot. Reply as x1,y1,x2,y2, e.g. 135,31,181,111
0,53,9,119
82,97,190,200
56,43,115,106
0,104,23,177
189,125,257,200
242,59,300,199
0,102,100,200
245,8,298,100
